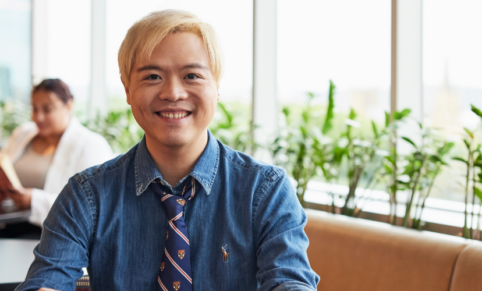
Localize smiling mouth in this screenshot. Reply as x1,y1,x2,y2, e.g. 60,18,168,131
156,111,191,119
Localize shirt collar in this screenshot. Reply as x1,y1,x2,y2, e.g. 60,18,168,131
135,130,220,196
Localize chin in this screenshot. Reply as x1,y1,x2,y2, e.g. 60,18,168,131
36,130,50,137
158,133,191,148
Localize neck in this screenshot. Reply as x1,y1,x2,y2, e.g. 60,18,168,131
39,132,63,145
146,132,208,187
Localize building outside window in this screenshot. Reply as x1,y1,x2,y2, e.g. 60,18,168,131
0,0,31,103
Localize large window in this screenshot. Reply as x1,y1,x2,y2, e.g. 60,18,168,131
0,0,31,102
277,0,391,123
423,0,482,202
41,0,91,113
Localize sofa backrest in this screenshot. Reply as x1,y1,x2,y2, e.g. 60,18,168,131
304,209,476,291
449,243,482,291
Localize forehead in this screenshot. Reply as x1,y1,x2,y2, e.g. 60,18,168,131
135,32,211,69
31,90,61,104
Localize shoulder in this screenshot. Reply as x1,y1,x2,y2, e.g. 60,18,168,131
0,122,37,156
10,122,37,139
217,140,286,183
73,142,137,185
72,121,110,146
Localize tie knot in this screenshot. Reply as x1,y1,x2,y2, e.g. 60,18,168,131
150,177,200,220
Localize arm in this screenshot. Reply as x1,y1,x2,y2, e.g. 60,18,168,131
15,176,92,291
29,188,59,227
254,172,320,291
7,188,63,227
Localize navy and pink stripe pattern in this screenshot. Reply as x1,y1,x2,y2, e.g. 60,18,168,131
151,177,200,291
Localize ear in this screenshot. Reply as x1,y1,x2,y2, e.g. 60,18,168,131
122,77,131,105
66,99,74,112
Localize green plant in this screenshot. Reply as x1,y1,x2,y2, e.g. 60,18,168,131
377,109,411,224
83,108,144,154
396,124,453,229
209,102,256,153
452,104,482,239
338,109,411,218
0,101,30,145
271,81,336,207
336,109,381,217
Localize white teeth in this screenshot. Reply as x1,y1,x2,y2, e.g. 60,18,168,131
160,112,188,119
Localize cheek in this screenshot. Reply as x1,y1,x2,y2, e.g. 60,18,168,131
131,87,156,109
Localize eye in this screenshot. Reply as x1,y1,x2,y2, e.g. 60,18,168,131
185,73,200,80
145,74,161,80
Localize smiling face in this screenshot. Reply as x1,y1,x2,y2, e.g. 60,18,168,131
124,32,218,150
31,90,72,137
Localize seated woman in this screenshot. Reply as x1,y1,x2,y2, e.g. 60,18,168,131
0,78,113,237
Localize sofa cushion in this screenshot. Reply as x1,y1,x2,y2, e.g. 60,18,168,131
304,209,467,291
449,244,482,291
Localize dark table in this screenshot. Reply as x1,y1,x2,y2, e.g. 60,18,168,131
0,239,38,291
0,200,31,227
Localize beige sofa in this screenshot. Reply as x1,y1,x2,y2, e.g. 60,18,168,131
304,209,482,291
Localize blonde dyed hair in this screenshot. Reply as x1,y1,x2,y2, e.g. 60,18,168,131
118,10,223,87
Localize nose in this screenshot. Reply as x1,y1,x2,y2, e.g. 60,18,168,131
32,110,45,122
159,78,188,102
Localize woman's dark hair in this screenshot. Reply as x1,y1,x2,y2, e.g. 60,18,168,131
33,78,74,104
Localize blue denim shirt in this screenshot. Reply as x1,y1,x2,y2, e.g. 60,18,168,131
16,131,319,291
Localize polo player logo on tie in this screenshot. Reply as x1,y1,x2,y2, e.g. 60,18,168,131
177,199,185,206
166,231,169,240
160,262,165,271
178,250,185,259
173,281,181,290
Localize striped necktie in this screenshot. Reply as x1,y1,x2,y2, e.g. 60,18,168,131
151,177,200,291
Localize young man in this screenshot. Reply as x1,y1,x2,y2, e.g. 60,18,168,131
17,10,319,291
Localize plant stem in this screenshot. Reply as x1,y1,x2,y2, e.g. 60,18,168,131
403,155,426,228
342,165,364,216
476,199,482,240
463,150,472,238
471,164,477,239
414,166,441,230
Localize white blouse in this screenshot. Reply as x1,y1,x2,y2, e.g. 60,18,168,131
1,117,114,226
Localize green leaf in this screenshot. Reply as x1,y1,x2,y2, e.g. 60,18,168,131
439,142,455,156
282,106,290,118
384,164,393,174
384,112,390,127
385,155,396,165
399,108,411,119
401,136,417,148
463,139,471,150
453,157,469,165
464,127,474,139
217,102,233,126
322,80,335,134
475,188,482,201
394,108,411,120
471,104,482,118
349,108,357,120
371,120,379,139
429,155,442,163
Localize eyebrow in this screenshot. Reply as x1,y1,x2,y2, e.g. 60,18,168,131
182,63,209,70
137,65,163,72
136,63,209,72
